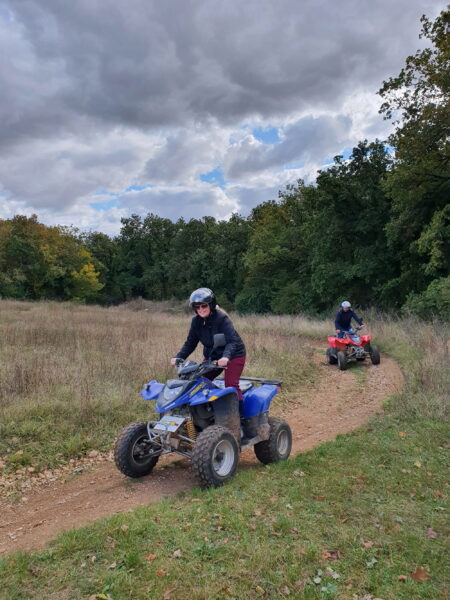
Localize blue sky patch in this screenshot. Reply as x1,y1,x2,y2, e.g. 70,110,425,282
125,183,153,192
252,126,280,144
199,167,225,187
323,147,353,165
90,198,119,211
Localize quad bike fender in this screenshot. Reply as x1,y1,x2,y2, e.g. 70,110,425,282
360,334,371,344
190,385,236,406
241,384,278,418
190,387,240,438
141,380,164,401
335,339,349,351
328,336,349,349
212,392,240,439
327,336,338,348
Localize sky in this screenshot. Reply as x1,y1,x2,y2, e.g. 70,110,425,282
0,0,445,235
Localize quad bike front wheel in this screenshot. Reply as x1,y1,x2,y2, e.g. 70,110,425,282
370,345,381,365
337,350,347,371
254,417,292,464
191,425,239,488
326,348,337,365
114,421,159,478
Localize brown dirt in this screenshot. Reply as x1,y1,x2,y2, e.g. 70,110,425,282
0,348,403,555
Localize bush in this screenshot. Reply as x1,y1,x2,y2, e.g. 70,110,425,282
402,276,450,319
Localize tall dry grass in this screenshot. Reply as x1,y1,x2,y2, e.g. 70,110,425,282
0,301,317,472
1,300,447,473
371,314,449,420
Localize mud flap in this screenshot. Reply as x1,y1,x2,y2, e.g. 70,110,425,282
242,411,270,441
213,392,240,440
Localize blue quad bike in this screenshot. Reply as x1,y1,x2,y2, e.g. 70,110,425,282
114,337,292,488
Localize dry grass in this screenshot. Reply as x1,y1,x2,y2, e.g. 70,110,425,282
0,301,318,473
371,314,449,420
0,300,447,475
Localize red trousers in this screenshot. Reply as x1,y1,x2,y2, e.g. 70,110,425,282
204,355,246,401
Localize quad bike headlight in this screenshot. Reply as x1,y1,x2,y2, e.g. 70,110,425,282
156,379,191,410
163,385,183,402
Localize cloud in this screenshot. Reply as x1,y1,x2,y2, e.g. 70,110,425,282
142,125,230,184
115,183,238,223
224,114,353,179
0,0,444,231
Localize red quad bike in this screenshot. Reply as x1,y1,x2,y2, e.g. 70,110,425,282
326,327,380,370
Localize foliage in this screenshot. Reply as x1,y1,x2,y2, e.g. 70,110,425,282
402,275,450,319
378,9,450,308
236,141,393,313
0,215,103,302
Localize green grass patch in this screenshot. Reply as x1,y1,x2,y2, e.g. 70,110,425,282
0,416,447,599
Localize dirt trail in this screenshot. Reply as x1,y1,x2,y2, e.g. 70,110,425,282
0,348,403,555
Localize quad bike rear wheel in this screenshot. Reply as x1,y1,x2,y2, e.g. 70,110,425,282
337,350,347,371
254,417,292,464
114,422,159,478
370,345,381,365
191,425,239,488
326,347,337,365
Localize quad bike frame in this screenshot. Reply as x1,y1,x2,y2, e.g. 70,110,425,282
326,327,380,370
114,353,292,488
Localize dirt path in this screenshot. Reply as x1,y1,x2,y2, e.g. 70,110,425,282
0,349,403,555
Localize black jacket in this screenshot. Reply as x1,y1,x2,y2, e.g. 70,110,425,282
334,308,363,331
176,309,246,361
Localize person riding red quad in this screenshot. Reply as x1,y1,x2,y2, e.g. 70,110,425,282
335,300,364,338
327,300,380,369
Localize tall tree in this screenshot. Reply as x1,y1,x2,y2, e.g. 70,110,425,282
378,9,450,313
303,141,393,310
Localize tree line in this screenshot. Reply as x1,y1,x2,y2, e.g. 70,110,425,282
0,10,448,317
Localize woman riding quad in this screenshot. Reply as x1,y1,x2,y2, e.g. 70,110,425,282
170,288,246,400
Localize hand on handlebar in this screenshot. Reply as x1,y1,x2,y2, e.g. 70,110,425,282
217,357,229,368
170,357,183,366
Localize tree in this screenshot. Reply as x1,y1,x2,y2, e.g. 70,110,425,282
378,8,450,310
0,215,103,302
236,193,311,314
303,141,393,310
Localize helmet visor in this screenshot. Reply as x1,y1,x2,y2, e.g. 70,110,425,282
193,303,209,310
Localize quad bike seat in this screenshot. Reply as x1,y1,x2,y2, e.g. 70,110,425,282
214,379,254,392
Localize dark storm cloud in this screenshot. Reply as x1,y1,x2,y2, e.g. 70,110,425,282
2,0,442,140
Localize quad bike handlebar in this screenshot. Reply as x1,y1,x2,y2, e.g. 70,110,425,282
336,325,364,335
175,358,227,380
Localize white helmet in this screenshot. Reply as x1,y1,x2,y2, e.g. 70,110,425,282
341,301,351,308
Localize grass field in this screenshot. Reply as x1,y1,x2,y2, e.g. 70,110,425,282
0,300,320,480
0,300,448,599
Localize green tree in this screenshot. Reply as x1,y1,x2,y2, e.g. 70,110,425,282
0,215,103,301
303,141,393,310
237,141,393,314
378,8,450,310
80,231,122,303
236,193,310,314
